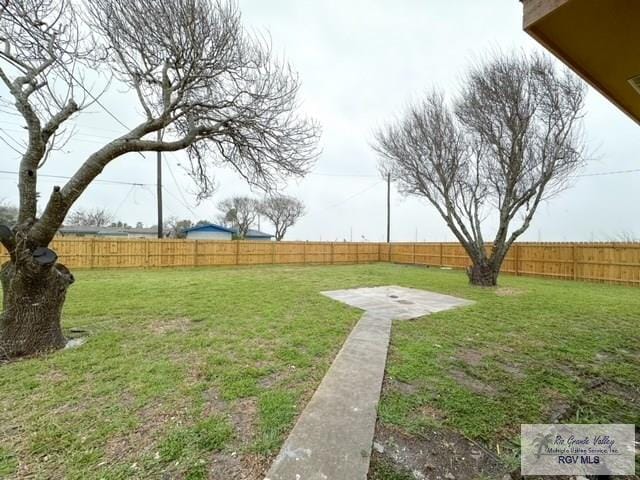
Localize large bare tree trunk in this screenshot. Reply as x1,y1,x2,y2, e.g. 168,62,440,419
466,259,499,287
0,255,74,359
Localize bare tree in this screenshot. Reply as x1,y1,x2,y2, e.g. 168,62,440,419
164,217,194,239
109,221,131,229
374,52,586,286
610,231,640,243
0,0,319,358
217,196,258,239
66,208,113,227
258,195,305,241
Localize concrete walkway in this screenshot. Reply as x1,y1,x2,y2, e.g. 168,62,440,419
265,286,473,480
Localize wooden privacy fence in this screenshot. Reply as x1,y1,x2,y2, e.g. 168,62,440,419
0,239,380,269
380,242,640,285
1,239,640,286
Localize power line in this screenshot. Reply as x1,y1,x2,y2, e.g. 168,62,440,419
0,127,26,154
0,119,126,141
7,114,640,181
310,172,377,178
112,185,137,219
162,186,199,218
323,180,383,210
165,154,194,213
0,124,111,146
0,169,152,186
573,168,640,178
0,120,115,140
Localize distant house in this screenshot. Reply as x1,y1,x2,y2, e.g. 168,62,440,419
184,224,234,241
184,224,273,241
58,226,158,239
240,228,273,241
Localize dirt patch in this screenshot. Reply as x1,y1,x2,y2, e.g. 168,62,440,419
258,371,287,389
369,423,507,480
147,317,193,335
387,377,419,395
497,362,526,380
494,287,525,297
169,351,207,383
50,398,89,416
118,390,137,409
555,362,579,377
594,351,612,363
545,378,638,426
544,389,574,423
455,349,486,367
104,402,190,463
449,369,497,397
38,369,68,384
209,452,269,480
231,398,257,444
584,376,639,405
202,389,257,445
604,382,640,405
418,404,446,421
203,387,228,417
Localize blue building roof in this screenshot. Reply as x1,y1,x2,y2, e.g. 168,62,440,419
183,224,235,234
183,224,273,238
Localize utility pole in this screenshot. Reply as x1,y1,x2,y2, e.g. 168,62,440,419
386,172,391,243
156,130,163,239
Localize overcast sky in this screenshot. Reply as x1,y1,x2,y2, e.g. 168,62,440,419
1,0,639,241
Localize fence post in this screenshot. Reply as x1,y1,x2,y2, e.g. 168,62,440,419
303,241,307,265
378,242,381,262
412,243,416,265
90,237,96,269
439,242,443,267
235,240,240,266
514,243,519,276
272,241,276,265
572,244,577,280
193,240,198,267
144,239,149,268
330,242,334,264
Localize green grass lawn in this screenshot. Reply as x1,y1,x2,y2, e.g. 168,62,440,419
0,264,638,479
373,265,640,478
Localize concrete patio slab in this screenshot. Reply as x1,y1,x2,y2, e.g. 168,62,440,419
322,285,474,320
265,286,473,480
